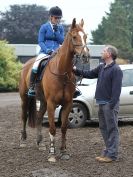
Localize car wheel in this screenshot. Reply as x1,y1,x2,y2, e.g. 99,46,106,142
68,102,87,128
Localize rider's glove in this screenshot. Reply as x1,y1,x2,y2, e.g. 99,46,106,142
53,24,58,32
46,49,54,55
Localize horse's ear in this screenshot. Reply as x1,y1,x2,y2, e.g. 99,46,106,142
71,18,76,29
80,19,84,27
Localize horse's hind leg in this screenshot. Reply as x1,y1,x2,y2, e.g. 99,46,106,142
36,100,47,150
20,96,28,147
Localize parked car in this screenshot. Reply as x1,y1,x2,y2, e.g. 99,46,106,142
42,64,133,128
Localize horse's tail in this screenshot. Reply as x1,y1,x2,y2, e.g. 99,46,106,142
28,97,37,128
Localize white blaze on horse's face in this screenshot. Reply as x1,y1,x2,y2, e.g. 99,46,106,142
79,31,87,52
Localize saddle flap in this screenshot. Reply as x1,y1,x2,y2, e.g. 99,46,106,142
36,57,50,81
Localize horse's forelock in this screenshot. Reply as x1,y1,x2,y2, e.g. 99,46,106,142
76,24,84,33
70,18,85,33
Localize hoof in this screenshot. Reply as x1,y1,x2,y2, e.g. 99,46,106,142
20,142,27,148
37,135,43,145
60,154,70,160
37,141,46,151
21,130,27,140
59,150,70,160
38,145,47,151
48,155,56,163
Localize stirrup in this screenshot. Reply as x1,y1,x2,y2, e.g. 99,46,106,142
28,88,36,97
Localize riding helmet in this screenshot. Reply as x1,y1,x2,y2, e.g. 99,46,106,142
49,6,62,17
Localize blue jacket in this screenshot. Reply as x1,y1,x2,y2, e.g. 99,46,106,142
75,61,123,108
38,21,64,54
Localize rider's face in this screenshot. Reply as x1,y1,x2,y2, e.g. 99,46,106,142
50,16,61,24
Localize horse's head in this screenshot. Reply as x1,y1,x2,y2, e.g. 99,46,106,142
69,18,90,63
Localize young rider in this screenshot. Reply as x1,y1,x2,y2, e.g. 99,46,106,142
28,6,64,97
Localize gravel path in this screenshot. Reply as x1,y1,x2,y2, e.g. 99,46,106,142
0,92,133,177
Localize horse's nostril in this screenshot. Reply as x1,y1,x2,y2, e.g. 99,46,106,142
83,54,88,58
75,54,80,59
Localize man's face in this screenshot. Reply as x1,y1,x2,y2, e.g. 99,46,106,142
101,47,111,60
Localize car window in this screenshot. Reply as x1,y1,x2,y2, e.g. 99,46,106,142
122,69,133,87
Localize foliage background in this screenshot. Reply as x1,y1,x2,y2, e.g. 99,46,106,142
0,41,22,91
91,0,133,61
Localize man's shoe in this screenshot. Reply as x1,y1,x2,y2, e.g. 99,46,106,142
28,88,35,97
96,156,114,163
95,156,104,160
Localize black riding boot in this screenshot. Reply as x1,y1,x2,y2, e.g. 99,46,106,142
73,89,82,98
28,70,37,97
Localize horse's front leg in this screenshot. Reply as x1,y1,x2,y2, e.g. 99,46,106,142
20,97,28,147
59,102,72,160
36,100,47,150
47,101,56,162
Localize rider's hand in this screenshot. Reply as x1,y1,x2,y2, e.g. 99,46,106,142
53,24,58,32
47,49,54,55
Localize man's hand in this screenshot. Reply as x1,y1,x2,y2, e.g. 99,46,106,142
109,103,115,109
73,66,77,71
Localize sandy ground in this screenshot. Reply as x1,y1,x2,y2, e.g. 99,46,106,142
0,92,133,177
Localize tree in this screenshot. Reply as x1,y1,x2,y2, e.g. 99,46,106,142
0,4,49,44
0,40,22,91
118,0,133,47
104,1,132,59
0,4,70,44
91,0,133,61
91,17,107,44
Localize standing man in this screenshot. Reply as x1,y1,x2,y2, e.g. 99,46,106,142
73,45,123,162
28,6,64,97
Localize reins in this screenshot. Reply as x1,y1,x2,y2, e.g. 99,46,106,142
48,62,76,86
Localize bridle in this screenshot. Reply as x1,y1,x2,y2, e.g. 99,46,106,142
48,30,90,76
70,32,90,64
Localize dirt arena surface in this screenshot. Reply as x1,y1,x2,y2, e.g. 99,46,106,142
0,92,133,177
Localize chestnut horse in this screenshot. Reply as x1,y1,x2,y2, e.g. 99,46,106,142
19,18,90,162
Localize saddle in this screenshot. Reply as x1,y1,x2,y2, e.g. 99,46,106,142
36,51,57,82
36,57,50,82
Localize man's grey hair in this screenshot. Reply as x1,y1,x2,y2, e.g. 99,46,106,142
106,45,118,60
